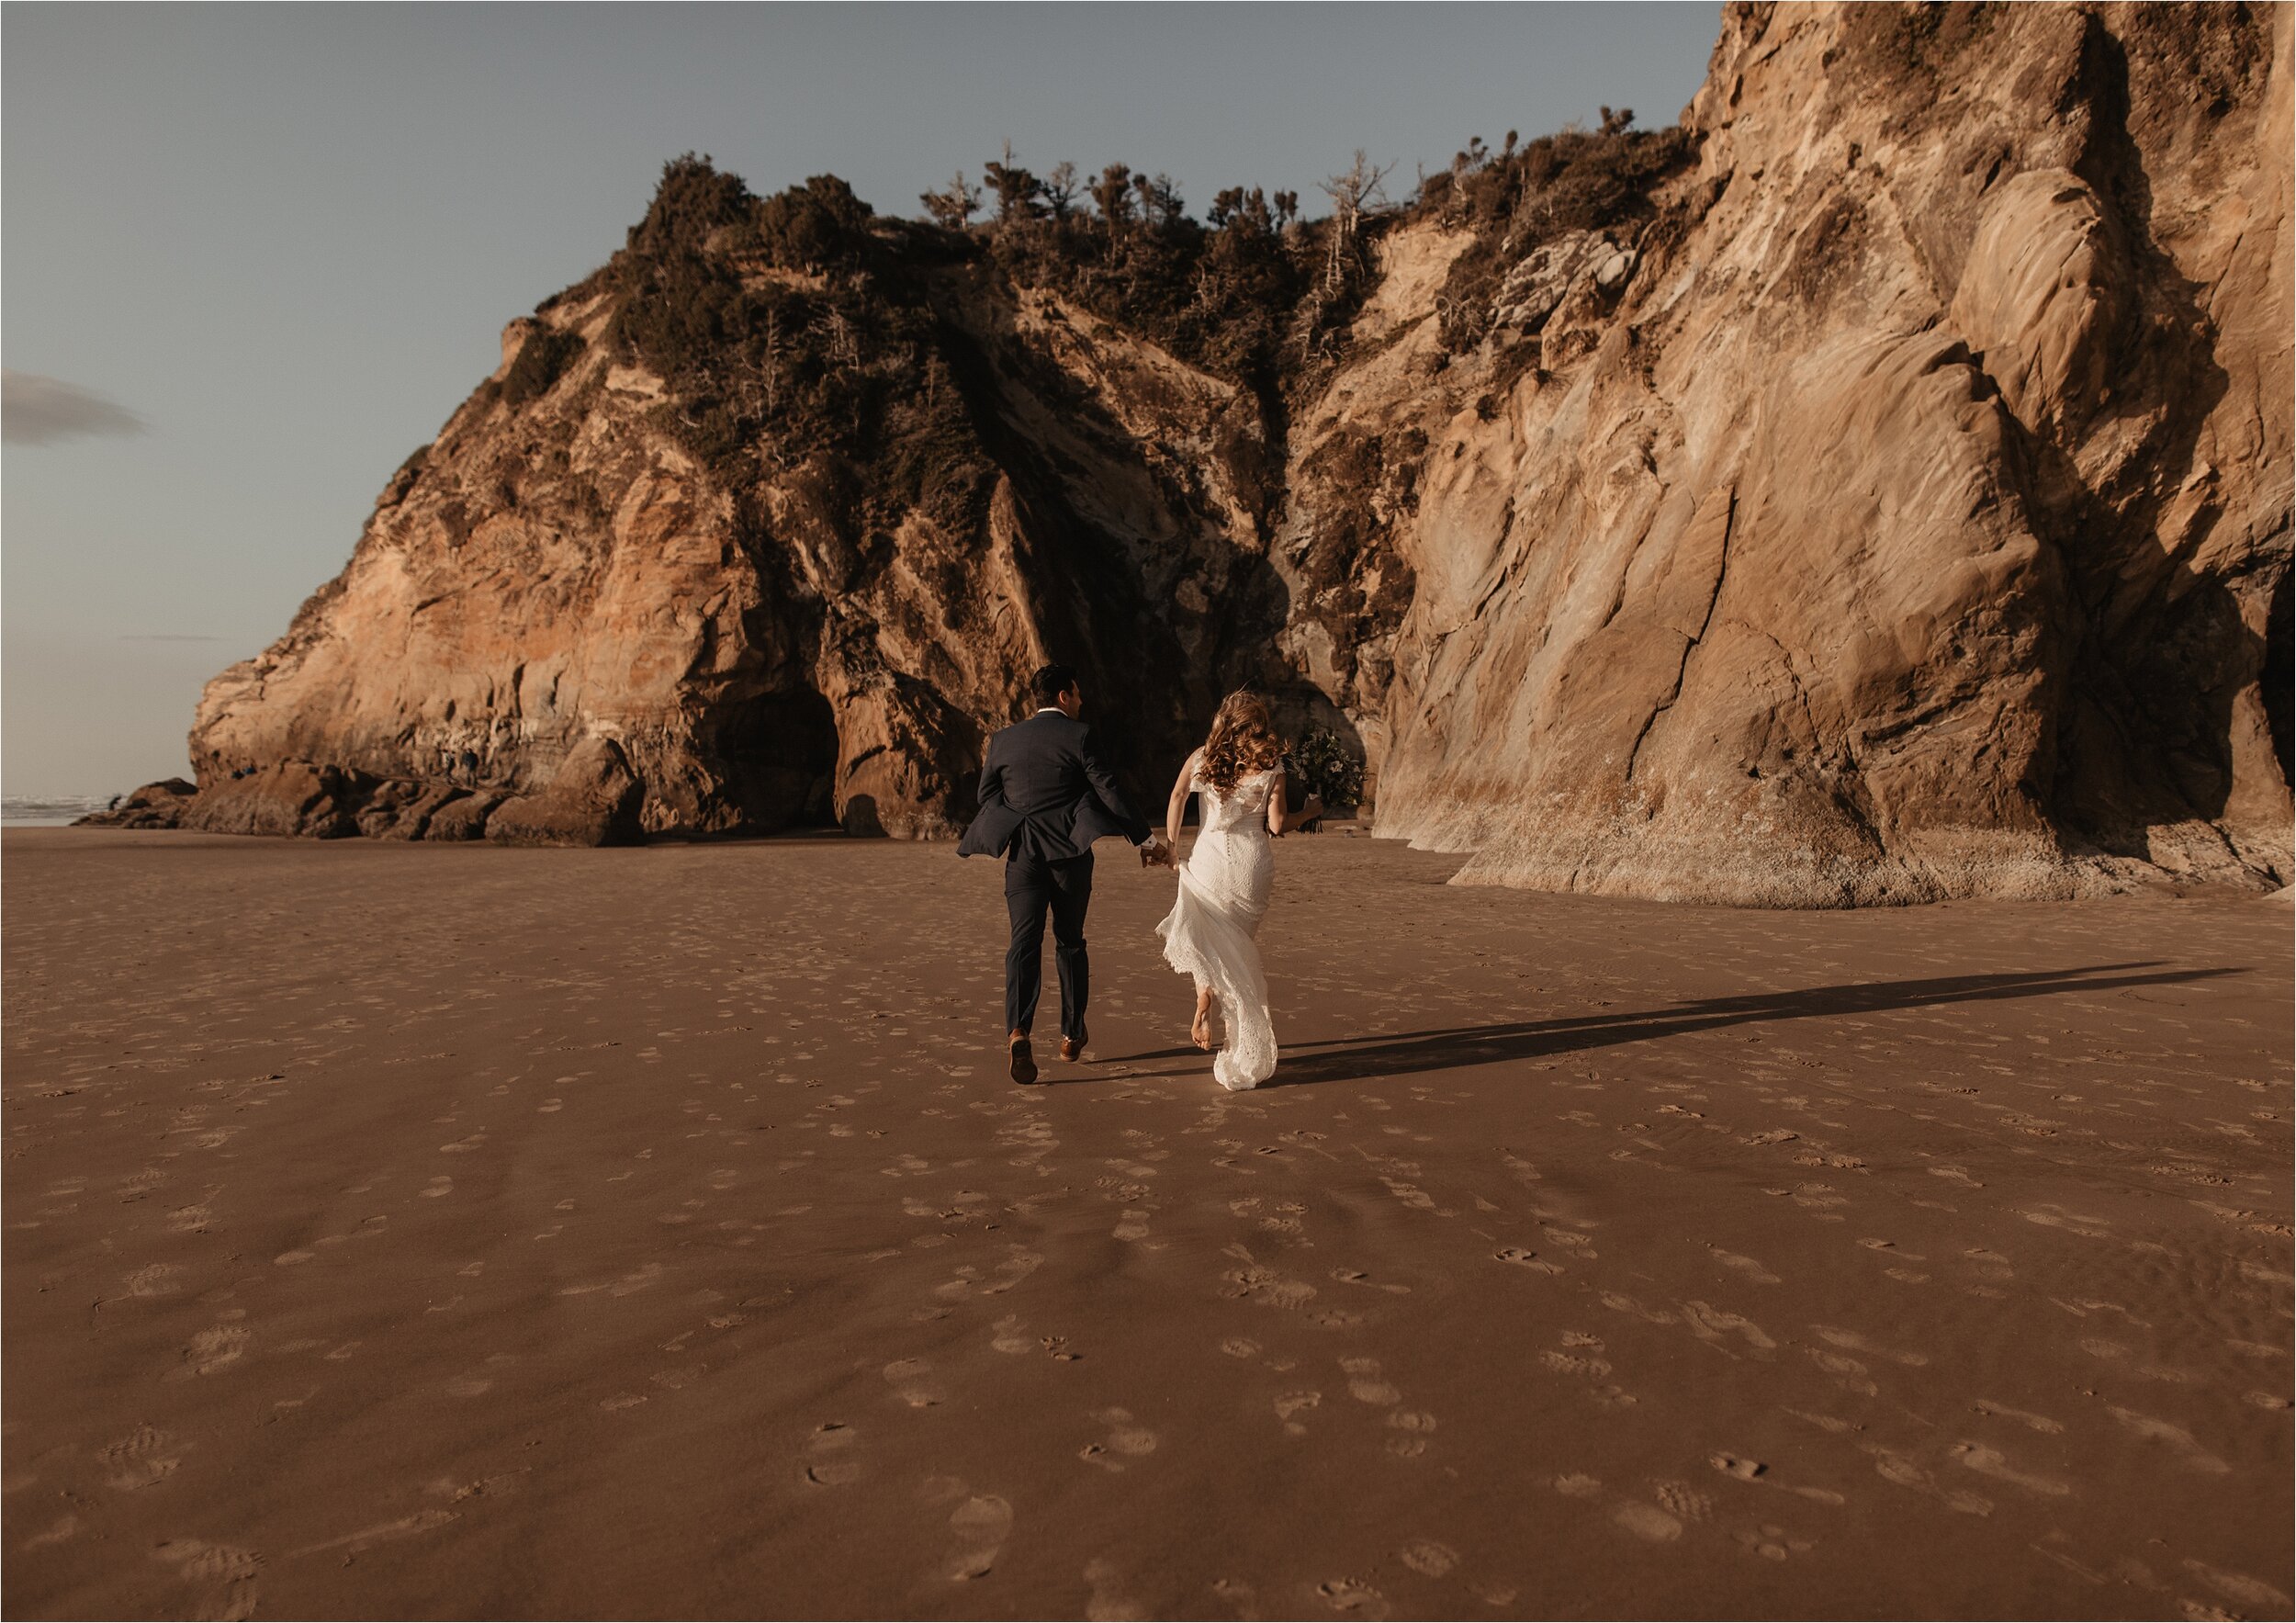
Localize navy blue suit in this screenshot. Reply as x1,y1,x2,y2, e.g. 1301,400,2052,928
959,710,1152,1039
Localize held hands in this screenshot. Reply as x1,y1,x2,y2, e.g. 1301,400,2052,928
1140,834,1176,870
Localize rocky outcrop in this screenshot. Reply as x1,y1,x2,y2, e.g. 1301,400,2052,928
483,737,645,847
1351,1,2292,902
180,204,1304,847
74,778,197,830
147,2,2290,898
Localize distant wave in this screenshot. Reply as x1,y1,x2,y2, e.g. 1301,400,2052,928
3,795,119,825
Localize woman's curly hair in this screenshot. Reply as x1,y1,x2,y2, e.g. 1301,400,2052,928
1199,690,1283,795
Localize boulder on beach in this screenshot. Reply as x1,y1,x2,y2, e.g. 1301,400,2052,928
71,778,198,829
482,738,646,849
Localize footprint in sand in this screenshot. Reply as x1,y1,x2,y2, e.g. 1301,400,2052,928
1385,1409,1437,1455
1210,1576,1258,1617
1078,1407,1159,1471
1493,1246,1563,1275
1972,1399,2064,1434
1949,1441,2071,1497
2180,1558,2293,1615
153,1538,261,1622
1313,1576,1390,1617
1655,1481,1716,1522
1813,1325,1927,1367
1340,1357,1401,1405
1709,1248,1781,1285
1804,1347,1878,1397
2106,1406,2231,1474
1274,1391,1322,1436
120,1264,184,1299
883,1358,944,1409
1553,1473,1604,1498
1082,1556,1154,1621
166,1191,222,1234
1599,1291,1678,1326
1397,1538,1458,1577
184,1319,250,1377
1612,1501,1683,1542
1541,1350,1614,1379
2020,1203,2113,1240
1542,1226,1598,1259
983,1247,1043,1295
98,1426,182,1490
1732,1522,1815,1562
1541,1334,1636,1407
1708,1452,1842,1505
1219,1249,1328,1317
1337,1358,1434,1454
20,1516,77,1550
940,1489,1014,1581
803,1423,861,1486
1863,1446,1992,1516
1682,1302,1778,1358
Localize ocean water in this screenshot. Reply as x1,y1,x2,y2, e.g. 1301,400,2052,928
3,795,118,827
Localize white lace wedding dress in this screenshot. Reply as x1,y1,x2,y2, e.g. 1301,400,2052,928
1156,754,1279,1090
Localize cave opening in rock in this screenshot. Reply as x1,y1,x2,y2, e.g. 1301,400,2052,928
711,690,840,832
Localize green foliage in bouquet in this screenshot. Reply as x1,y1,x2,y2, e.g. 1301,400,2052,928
1282,729,1367,814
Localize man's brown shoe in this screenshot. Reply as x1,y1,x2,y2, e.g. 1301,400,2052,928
1060,1026,1087,1063
1008,1032,1039,1086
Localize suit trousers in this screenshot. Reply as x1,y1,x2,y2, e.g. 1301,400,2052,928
1004,850,1093,1039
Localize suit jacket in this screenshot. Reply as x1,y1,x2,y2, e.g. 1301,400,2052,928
957,710,1153,862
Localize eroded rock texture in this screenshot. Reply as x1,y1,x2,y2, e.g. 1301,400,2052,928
1360,1,2293,902
185,220,1301,846
156,1,2290,898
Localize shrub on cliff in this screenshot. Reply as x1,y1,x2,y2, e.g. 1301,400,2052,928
625,152,754,261
961,150,1345,407
1416,112,1700,354
500,328,586,408
750,174,878,273
602,155,998,539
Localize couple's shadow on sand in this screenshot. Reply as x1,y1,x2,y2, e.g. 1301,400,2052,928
1094,962,2239,1087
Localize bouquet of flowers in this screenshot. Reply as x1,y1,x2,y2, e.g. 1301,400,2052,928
1280,729,1367,828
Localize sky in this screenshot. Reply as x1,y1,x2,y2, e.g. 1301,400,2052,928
3,1,1721,798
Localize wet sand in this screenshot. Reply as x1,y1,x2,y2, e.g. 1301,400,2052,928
3,827,2290,1620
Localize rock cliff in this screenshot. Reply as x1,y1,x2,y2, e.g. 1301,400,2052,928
1364,1,2293,902
118,1,2291,902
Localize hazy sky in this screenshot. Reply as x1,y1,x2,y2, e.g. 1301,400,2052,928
3,1,1720,797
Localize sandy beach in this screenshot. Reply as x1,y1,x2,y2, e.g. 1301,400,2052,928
3,827,2289,1619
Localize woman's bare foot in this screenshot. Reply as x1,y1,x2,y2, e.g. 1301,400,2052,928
1191,987,1217,1051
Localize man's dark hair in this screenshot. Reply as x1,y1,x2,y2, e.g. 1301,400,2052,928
1030,664,1079,707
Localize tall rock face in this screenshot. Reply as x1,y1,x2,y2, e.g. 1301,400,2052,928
171,1,2290,900
1356,1,2292,903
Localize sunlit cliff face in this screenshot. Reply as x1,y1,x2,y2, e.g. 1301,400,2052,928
161,2,2290,901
